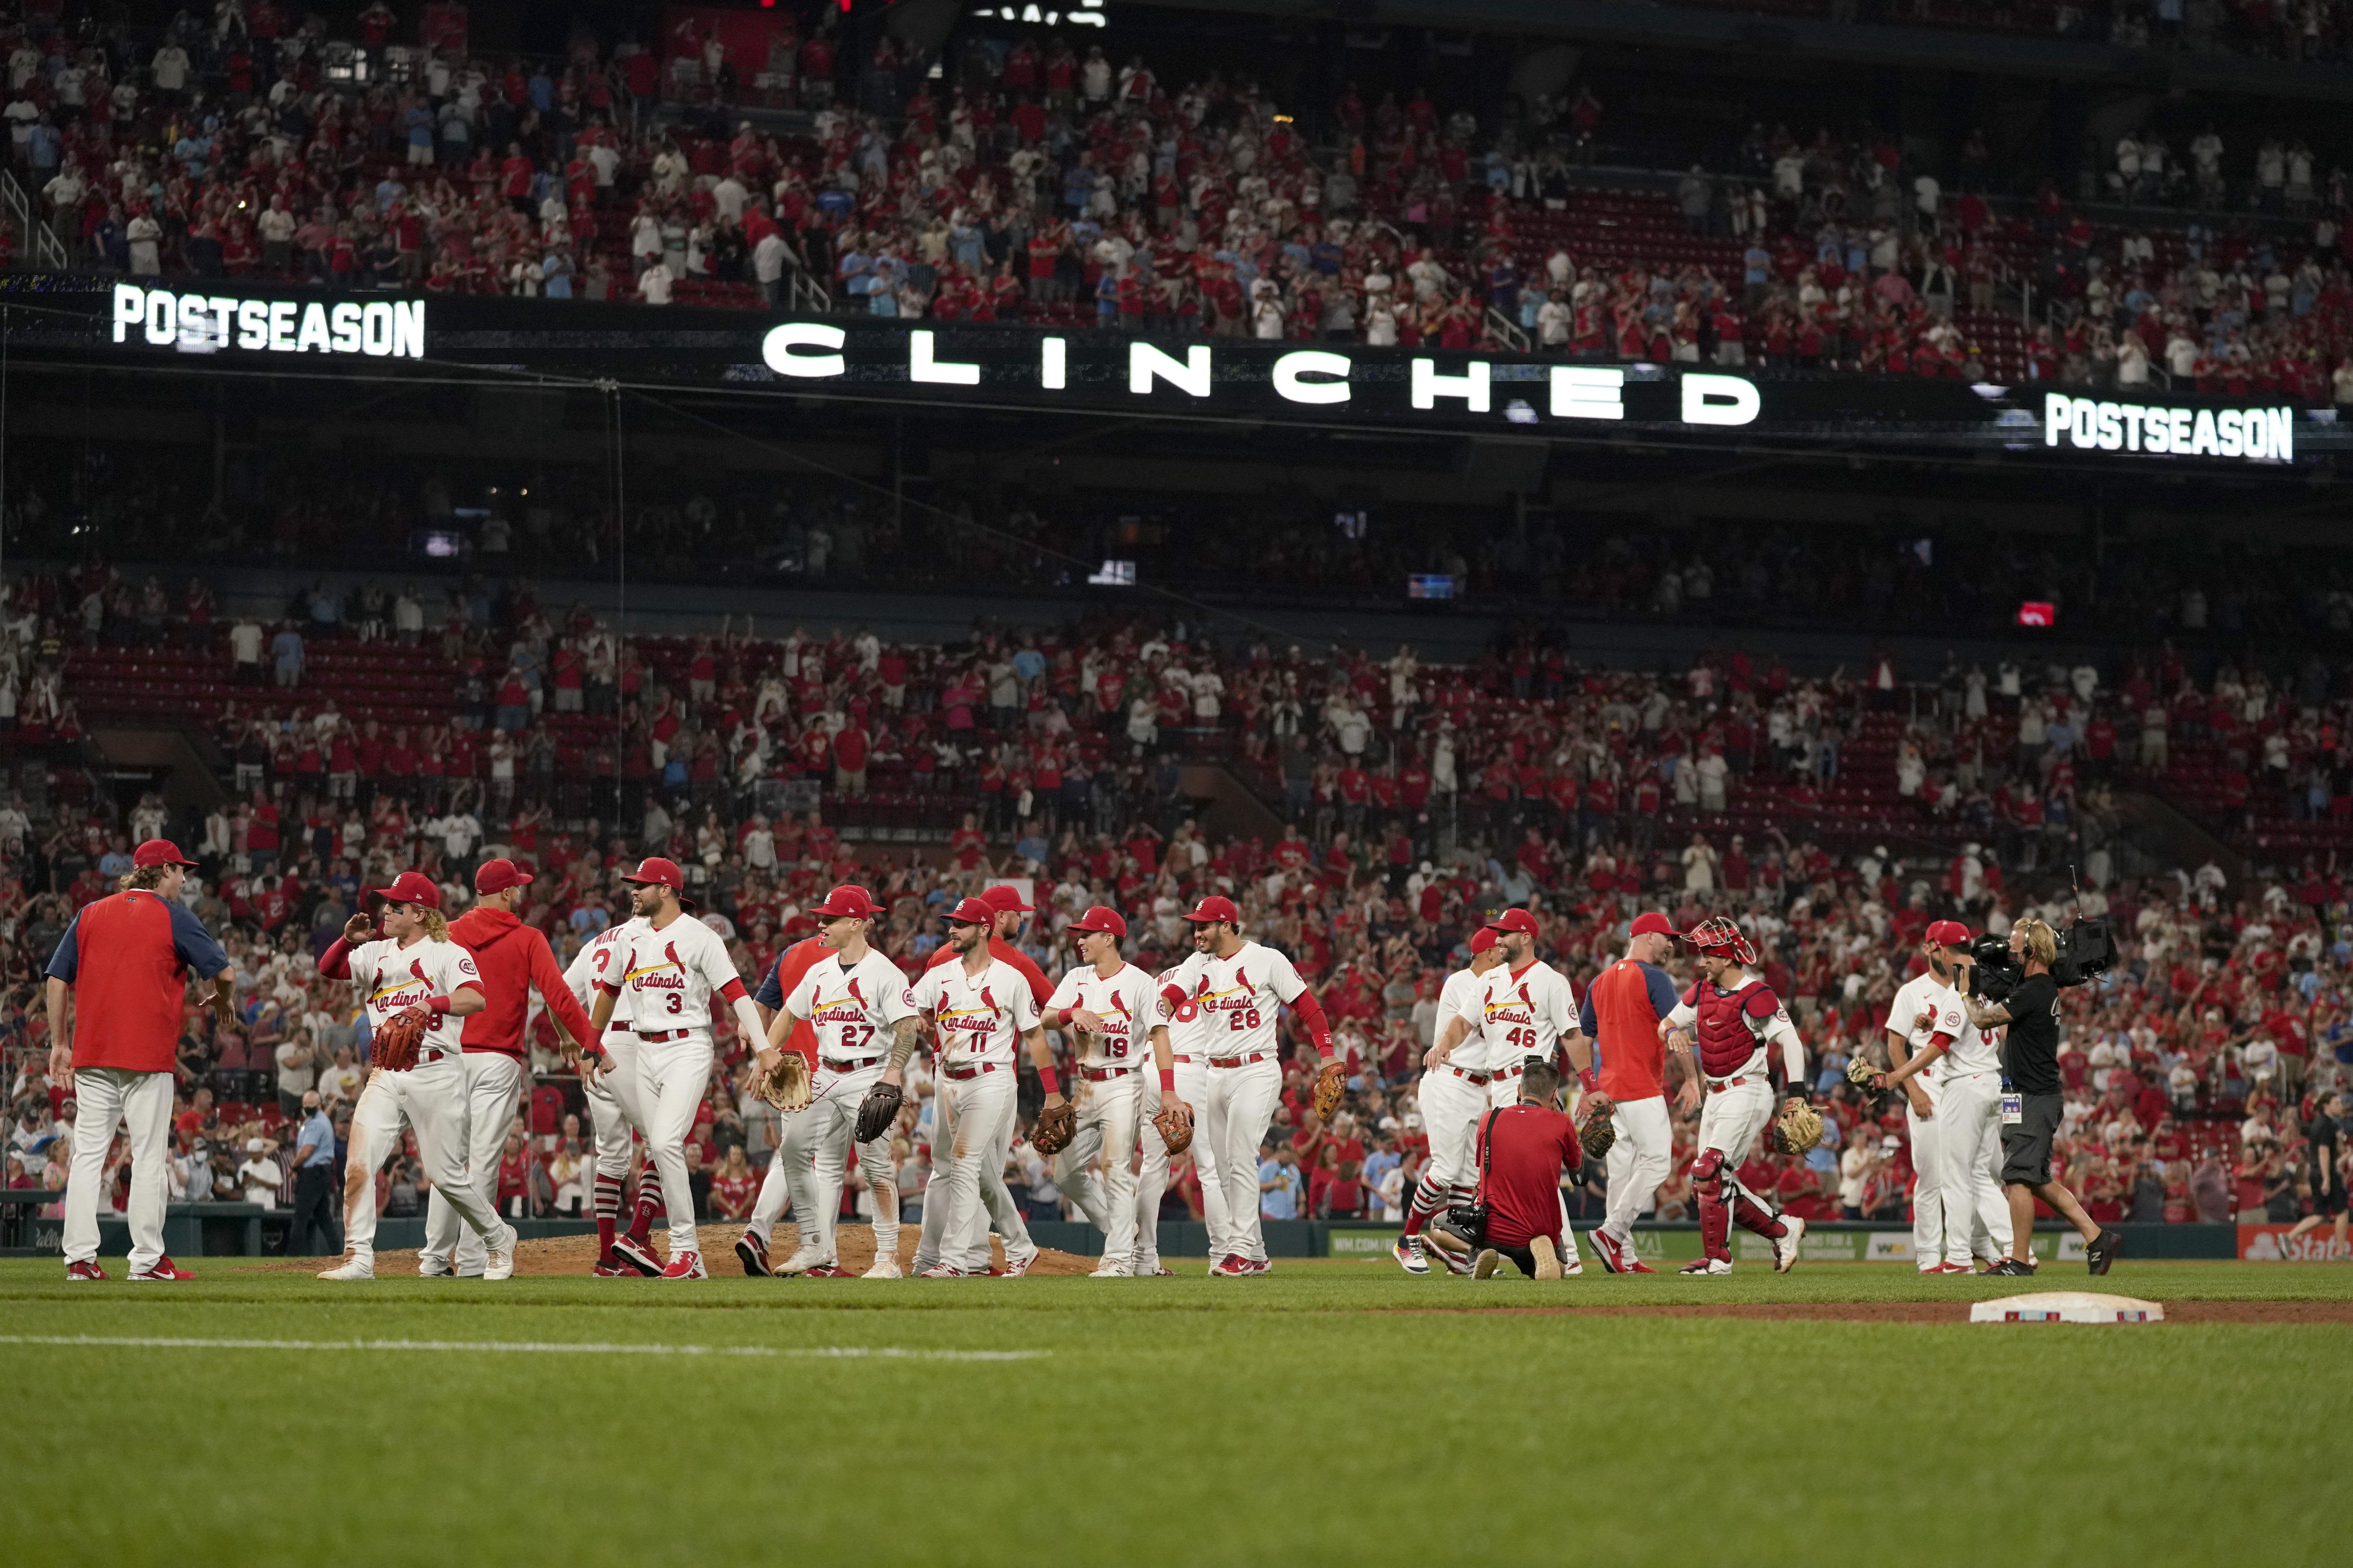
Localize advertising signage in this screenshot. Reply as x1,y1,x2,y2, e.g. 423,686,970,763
20,282,2336,468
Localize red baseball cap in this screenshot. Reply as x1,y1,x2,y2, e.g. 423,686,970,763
132,839,198,869
1484,908,1539,936
371,870,443,910
981,883,1033,914
1630,911,1676,938
622,857,686,894
1182,894,1240,925
945,896,995,926
810,883,881,919
1467,926,1497,954
1925,919,1973,946
474,857,534,895
1069,906,1126,938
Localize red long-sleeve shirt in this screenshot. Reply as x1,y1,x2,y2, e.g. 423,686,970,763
448,906,598,1060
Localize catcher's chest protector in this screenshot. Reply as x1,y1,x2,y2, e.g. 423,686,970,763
1690,980,1776,1078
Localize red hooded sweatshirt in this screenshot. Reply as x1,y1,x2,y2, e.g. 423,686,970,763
449,905,597,1060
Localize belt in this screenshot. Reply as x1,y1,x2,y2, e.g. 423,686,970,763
1171,1054,1196,1064
1705,1074,1751,1094
1080,1063,1133,1081
634,1029,699,1044
1448,1063,1524,1087
945,1061,1003,1080
1209,1053,1270,1068
822,1054,885,1072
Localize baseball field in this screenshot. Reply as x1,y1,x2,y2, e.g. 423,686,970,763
3,1244,2343,1568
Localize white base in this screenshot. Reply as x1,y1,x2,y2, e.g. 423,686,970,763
1969,1291,2164,1324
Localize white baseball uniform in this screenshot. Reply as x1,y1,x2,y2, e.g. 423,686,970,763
1417,960,1504,1211
1135,963,1220,1272
910,955,1040,1273
1043,960,1161,1269
340,934,508,1262
775,948,919,1268
1667,971,1806,1163
596,913,759,1263
1930,989,2014,1266
1161,939,1309,1267
565,919,652,1210
1888,971,1963,1272
1471,957,1584,1265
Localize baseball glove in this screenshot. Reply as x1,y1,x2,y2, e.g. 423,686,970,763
1031,1097,1076,1155
372,1004,431,1073
1844,1054,1881,1094
1311,1061,1346,1122
1152,1102,1194,1158
755,1051,812,1114
1577,1104,1617,1160
851,1079,904,1144
1773,1097,1826,1155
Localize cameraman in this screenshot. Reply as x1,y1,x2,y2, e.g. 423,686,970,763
1955,916,2122,1277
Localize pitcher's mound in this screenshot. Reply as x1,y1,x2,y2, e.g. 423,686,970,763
284,1224,1095,1278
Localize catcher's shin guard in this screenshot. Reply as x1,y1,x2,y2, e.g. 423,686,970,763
1691,1148,1732,1262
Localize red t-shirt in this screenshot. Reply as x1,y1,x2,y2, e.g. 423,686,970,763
1475,1102,1577,1248
50,890,228,1074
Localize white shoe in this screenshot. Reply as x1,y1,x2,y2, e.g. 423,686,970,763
775,1245,826,1277
418,1252,455,1278
318,1255,374,1281
482,1224,519,1282
1530,1235,1563,1281
1772,1216,1806,1274
1089,1262,1133,1277
1002,1244,1040,1277
862,1257,903,1279
1472,1248,1501,1280
1678,1257,1735,1276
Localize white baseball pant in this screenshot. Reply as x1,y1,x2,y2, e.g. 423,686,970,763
915,1068,1017,1271
341,1054,506,1260
1135,1059,1214,1270
422,1051,525,1273
61,1066,173,1273
1695,1076,1774,1162
1938,1069,2014,1264
634,1031,715,1261
1905,1076,1948,1272
1059,1068,1141,1267
1202,1056,1282,1265
908,1068,1031,1271
1599,1094,1673,1245
773,1060,904,1266
746,1119,895,1258
585,1030,647,1182
1417,1067,1490,1195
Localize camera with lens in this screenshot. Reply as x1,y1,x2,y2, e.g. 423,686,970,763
1966,917,2115,1002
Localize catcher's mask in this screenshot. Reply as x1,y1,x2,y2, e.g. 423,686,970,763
1680,915,1756,967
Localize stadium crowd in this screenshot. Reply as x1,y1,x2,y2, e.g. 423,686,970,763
5,559,2352,1258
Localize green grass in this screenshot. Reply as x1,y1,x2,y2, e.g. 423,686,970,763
2,1259,2344,1567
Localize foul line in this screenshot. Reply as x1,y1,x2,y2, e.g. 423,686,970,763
0,1334,1038,1361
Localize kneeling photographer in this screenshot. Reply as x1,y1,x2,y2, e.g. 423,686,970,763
1952,916,2123,1277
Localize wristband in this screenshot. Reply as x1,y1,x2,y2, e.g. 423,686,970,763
1159,1067,1176,1094
425,994,452,1016
1038,1065,1060,1095
1579,1067,1600,1093
1056,1007,1075,1028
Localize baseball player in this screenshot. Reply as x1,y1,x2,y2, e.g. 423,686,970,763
584,857,769,1280
1659,915,1808,1276
559,912,666,1276
1473,907,1592,1272
1876,921,2013,1271
1156,894,1344,1277
734,934,833,1277
1037,906,1182,1277
421,858,601,1278
1394,926,1507,1275
1425,1059,1582,1280
317,871,519,1282
1132,955,1220,1276
758,884,922,1278
1583,912,1686,1274
905,897,1047,1277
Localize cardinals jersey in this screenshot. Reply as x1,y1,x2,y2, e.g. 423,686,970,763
1668,972,1804,1083
1472,960,1578,1071
599,914,747,1036
785,948,919,1066
565,917,647,1033
1156,963,1212,1063
911,956,1042,1067
350,934,481,1056
1159,940,1306,1060
1887,972,1966,1086
1044,961,1158,1068
1433,961,1499,1071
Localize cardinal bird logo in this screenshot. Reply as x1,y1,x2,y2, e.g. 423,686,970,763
981,985,998,1013
1108,994,1132,1021
848,977,868,1008
410,959,430,983
1234,968,1250,991
1517,983,1533,1008
664,941,682,970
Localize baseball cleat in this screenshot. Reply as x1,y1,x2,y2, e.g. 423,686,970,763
1089,1262,1133,1277
418,1253,456,1278
1772,1217,1807,1274
1209,1253,1249,1276
1530,1235,1564,1281
1472,1248,1501,1280
2086,1229,2124,1276
482,1224,519,1282
772,1244,827,1277
318,1255,375,1281
129,1255,196,1281
1426,1235,1475,1277
734,1232,771,1277
800,1263,853,1278
918,1264,978,1278
659,1250,708,1280
1240,1257,1271,1274
591,1258,630,1277
1392,1236,1430,1275
611,1234,662,1277
64,1260,105,1281
863,1256,904,1279
1985,1257,2036,1276
1141,1264,1174,1276
1588,1228,1631,1274
1678,1257,1734,1276
1002,1244,1040,1277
